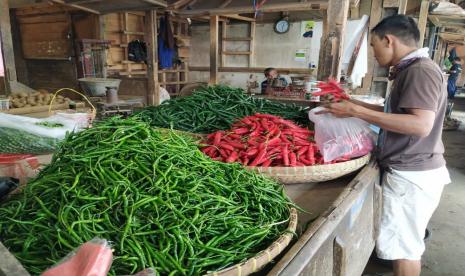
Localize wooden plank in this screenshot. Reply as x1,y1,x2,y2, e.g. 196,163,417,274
178,1,329,16
383,0,399,8
418,0,430,47
223,37,253,41
1,0,17,91
361,0,382,92
398,0,408,14
351,5,360,19
318,0,350,81
220,21,227,67
189,66,314,74
418,0,430,44
223,51,252,55
122,30,145,35
373,77,388,82
222,14,255,22
49,0,100,14
220,0,233,8
145,10,159,105
17,14,68,24
359,0,372,16
141,0,168,8
250,21,256,67
97,15,107,77
210,16,219,85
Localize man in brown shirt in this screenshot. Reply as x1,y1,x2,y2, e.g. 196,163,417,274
322,15,450,276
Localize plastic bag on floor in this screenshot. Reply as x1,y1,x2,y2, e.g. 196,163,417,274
42,238,113,276
0,113,81,154
308,107,376,162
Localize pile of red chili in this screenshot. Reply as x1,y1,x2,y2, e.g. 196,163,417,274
201,114,341,167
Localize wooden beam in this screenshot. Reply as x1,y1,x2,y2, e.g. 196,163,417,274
250,21,256,67
220,21,227,67
190,66,315,74
169,0,194,9
359,0,372,16
418,0,430,47
351,5,360,19
140,0,168,8
398,0,408,14
49,0,100,14
145,10,160,105
0,0,17,93
97,15,107,78
220,0,233,8
318,0,350,81
222,14,255,22
178,1,329,16
210,16,219,85
361,0,382,92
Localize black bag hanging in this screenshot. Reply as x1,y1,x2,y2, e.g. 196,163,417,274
128,40,147,63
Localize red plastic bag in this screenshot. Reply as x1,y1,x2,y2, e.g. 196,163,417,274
42,238,113,276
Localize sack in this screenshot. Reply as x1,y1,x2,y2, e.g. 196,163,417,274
308,107,375,162
128,40,147,63
42,238,112,276
0,113,81,154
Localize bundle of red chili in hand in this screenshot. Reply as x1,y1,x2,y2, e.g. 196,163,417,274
314,79,350,102
202,114,330,167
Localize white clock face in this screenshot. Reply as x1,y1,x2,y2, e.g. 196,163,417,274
275,20,289,33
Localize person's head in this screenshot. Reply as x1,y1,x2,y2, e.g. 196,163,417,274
370,15,420,67
454,57,461,64
264,67,278,79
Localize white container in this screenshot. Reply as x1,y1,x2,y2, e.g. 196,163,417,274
0,98,10,110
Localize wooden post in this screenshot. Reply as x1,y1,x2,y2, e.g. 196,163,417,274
210,15,219,85
398,0,408,14
145,10,160,105
249,21,256,67
317,0,350,81
220,21,226,67
97,15,108,78
0,0,17,93
418,0,430,47
361,0,382,92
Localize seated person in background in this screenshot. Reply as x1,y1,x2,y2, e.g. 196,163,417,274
261,67,288,93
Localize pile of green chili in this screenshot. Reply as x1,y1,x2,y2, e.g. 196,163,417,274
0,117,293,275
135,85,309,134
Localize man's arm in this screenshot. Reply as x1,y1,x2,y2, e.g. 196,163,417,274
326,101,435,137
349,98,384,112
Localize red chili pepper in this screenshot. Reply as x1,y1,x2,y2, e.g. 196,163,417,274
296,161,305,166
219,143,235,151
249,149,268,166
233,127,250,135
227,133,242,140
219,149,228,159
242,157,250,165
246,148,258,157
225,151,239,163
213,131,222,145
289,152,297,167
267,136,281,147
225,141,245,150
297,147,308,156
255,113,279,120
241,117,253,125
262,159,273,167
282,145,289,166
299,157,312,166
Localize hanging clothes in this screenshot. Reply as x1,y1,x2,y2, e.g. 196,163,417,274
158,13,176,69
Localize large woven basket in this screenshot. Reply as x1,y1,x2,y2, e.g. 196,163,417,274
205,208,298,276
249,154,371,184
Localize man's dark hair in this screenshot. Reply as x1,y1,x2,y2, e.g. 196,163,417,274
371,15,420,46
264,67,276,76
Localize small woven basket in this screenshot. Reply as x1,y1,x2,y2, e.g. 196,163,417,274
249,154,371,184
205,208,298,276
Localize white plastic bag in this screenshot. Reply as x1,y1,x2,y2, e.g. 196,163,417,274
0,113,81,154
42,238,113,276
308,107,375,162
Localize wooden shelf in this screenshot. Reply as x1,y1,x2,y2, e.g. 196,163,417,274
372,77,388,82
223,51,252,55
122,30,145,35
119,71,147,75
161,81,188,85
223,37,253,41
159,69,187,73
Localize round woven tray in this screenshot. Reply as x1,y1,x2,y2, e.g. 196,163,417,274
205,207,298,276
249,154,371,184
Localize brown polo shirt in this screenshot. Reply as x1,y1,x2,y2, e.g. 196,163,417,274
378,58,447,171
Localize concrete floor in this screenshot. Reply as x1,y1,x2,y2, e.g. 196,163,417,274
364,96,465,276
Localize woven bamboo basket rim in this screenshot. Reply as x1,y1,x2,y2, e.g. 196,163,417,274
205,207,298,276
249,154,371,184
